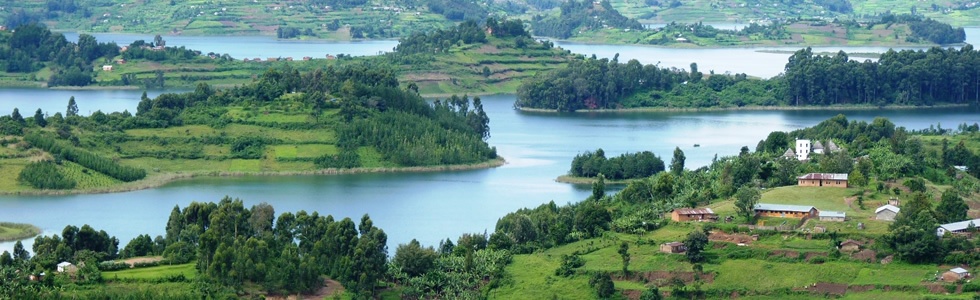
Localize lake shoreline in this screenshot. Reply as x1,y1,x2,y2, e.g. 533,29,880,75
2,157,507,196
0,222,42,242
555,175,639,185
518,103,972,113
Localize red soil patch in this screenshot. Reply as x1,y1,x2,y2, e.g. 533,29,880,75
621,289,641,300
709,231,754,245
848,284,875,292
265,278,343,300
851,249,877,263
922,282,950,294
770,250,799,259
121,256,163,266
804,252,827,262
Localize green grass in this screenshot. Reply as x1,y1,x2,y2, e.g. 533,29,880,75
0,222,41,241
60,161,123,189
103,263,197,280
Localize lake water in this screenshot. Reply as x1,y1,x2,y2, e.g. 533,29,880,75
1,33,979,253
1,91,978,254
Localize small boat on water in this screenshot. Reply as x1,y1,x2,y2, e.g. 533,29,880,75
693,144,700,147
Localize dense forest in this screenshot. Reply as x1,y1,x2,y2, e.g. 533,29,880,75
517,45,980,111
0,197,511,298
530,0,643,39
569,148,666,180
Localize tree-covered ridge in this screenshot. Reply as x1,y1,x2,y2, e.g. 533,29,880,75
0,62,496,192
0,23,120,87
530,0,643,39
783,46,980,106
517,45,980,111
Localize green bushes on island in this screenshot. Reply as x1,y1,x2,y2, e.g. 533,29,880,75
530,0,642,39
569,148,665,180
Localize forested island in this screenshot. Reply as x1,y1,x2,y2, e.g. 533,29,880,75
516,45,980,111
0,58,499,194
4,115,980,298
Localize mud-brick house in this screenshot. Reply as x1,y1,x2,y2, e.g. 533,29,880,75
660,242,686,254
797,173,848,188
670,208,718,222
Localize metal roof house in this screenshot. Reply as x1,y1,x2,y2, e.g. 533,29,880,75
819,210,846,222
798,173,848,188
671,208,718,222
754,203,819,219
937,218,980,237
875,205,900,221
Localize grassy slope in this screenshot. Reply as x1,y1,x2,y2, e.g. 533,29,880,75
0,222,42,241
0,98,502,194
103,263,197,280
2,1,453,37
607,0,980,27
560,21,937,47
392,36,571,96
495,182,980,299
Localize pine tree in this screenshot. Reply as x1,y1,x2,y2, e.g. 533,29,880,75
67,96,79,117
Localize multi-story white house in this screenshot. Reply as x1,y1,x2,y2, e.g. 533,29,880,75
796,139,811,160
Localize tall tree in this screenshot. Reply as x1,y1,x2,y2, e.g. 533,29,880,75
936,190,968,224
670,147,686,176
592,173,606,201
734,186,761,222
618,241,630,275
684,229,708,263
11,108,24,125
33,109,46,127
67,96,78,117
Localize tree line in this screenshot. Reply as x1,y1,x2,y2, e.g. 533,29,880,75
23,133,147,182
569,148,666,180
518,45,980,111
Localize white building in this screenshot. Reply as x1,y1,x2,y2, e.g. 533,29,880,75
937,218,980,237
796,139,811,160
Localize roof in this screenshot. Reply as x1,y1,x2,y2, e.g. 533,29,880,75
813,140,824,150
827,140,841,152
754,203,816,213
939,218,980,232
782,148,795,158
57,262,73,267
875,205,900,214
663,242,684,247
951,267,969,274
797,173,848,180
674,208,715,215
820,211,846,218
840,239,862,246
